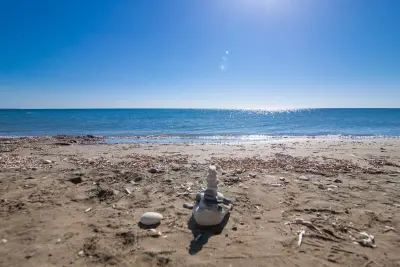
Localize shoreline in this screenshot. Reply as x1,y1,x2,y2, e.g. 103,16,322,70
1,134,400,143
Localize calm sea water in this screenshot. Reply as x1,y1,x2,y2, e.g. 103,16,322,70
1,109,400,143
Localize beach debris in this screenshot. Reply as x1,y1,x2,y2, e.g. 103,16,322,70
248,172,257,178
140,212,163,226
298,229,306,247
85,207,92,213
234,168,245,175
224,176,241,185
147,229,167,238
287,218,324,236
1,239,7,244
147,229,161,237
125,188,132,195
170,164,181,171
211,153,377,175
298,175,310,181
356,232,376,248
383,226,396,233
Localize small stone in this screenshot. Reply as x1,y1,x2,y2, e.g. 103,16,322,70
327,185,338,189
254,215,262,220
279,177,286,181
78,250,85,257
249,172,257,178
269,183,282,187
69,176,83,184
327,188,335,192
171,165,181,171
42,159,52,164
298,175,310,181
232,226,238,231
333,179,342,183
1,239,7,244
148,168,163,174
56,239,61,244
140,212,163,226
183,203,194,209
318,184,326,189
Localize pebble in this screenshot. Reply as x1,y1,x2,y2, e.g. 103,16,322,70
298,175,310,181
333,179,343,183
279,177,286,181
1,239,7,244
183,203,194,210
140,212,163,226
327,188,335,192
148,168,163,174
269,183,282,187
232,226,238,231
248,172,257,178
327,185,338,189
42,159,52,164
69,176,83,184
78,250,85,257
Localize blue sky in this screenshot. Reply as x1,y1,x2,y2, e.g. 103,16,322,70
0,0,399,109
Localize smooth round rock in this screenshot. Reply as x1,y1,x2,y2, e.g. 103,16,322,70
140,212,163,226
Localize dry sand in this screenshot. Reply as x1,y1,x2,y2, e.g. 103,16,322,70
1,136,400,267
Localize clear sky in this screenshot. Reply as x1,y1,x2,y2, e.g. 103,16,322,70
1,0,399,109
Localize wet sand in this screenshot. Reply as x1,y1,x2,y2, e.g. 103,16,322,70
1,136,400,267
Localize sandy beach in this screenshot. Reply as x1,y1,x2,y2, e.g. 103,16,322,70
1,136,400,267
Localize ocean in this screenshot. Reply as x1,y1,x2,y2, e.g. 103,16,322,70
1,109,400,143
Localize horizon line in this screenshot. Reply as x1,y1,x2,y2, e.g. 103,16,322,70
1,107,400,110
